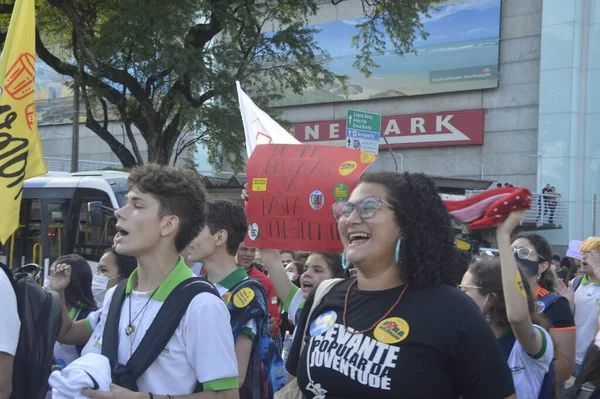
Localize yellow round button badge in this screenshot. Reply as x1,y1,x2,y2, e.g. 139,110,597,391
374,317,410,344
360,151,376,164
221,292,232,305
338,161,357,176
233,287,255,308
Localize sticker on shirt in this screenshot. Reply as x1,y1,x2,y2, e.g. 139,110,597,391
248,222,259,241
234,287,255,308
221,292,232,305
516,273,526,297
309,310,337,336
534,300,546,314
374,317,410,344
309,190,324,211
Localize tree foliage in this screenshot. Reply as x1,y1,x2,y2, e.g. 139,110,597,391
0,0,434,170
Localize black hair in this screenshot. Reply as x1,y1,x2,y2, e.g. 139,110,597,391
496,183,502,188
55,254,97,312
552,254,561,262
206,200,248,256
105,248,137,280
514,233,555,292
309,252,344,279
359,172,468,289
469,259,550,332
296,251,310,266
127,164,207,252
281,250,296,260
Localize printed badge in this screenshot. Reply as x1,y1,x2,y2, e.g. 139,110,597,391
334,183,349,201
534,300,546,314
309,190,325,211
360,151,376,164
309,310,337,336
515,273,526,297
234,287,255,308
252,178,267,192
248,222,259,241
222,292,232,305
374,317,410,344
338,161,357,176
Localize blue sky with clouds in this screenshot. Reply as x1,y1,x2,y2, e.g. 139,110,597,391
313,0,500,59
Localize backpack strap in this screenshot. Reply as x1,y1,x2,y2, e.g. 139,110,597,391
537,361,554,399
125,278,219,381
498,331,516,362
101,280,128,366
573,275,585,292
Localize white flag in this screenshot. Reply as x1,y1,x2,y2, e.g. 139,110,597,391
236,81,301,157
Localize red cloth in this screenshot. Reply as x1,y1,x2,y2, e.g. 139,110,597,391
444,187,532,230
247,265,281,336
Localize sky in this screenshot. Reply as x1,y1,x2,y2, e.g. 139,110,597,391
312,0,501,59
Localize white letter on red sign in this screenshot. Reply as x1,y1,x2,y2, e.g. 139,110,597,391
436,115,455,132
384,119,401,136
305,125,319,140
411,118,425,134
329,123,340,139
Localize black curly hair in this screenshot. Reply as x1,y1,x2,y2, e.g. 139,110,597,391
358,172,469,289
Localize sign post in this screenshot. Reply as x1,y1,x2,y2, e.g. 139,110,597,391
346,109,382,155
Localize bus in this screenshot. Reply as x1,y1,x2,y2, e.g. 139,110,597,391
1,171,128,278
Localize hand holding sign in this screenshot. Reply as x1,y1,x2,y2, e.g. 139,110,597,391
244,144,377,253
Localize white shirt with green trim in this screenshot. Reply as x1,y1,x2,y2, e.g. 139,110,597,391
81,258,239,395
283,285,304,326
574,274,600,364
506,325,553,399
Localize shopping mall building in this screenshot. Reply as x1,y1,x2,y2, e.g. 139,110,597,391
270,0,600,253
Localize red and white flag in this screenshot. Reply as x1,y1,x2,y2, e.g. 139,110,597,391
236,81,300,157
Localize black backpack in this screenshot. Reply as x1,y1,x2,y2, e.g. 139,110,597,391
101,277,219,392
0,262,63,399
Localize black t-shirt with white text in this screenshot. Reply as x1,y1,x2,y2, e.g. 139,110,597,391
286,279,515,398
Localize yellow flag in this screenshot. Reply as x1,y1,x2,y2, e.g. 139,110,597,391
0,0,47,245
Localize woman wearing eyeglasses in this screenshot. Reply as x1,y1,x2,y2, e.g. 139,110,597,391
285,172,515,399
461,212,555,399
511,234,575,386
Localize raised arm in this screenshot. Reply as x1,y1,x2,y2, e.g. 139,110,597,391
497,211,544,356
49,263,94,346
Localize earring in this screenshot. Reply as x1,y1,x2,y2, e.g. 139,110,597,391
342,250,350,270
395,238,402,264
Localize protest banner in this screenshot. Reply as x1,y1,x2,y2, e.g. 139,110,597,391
244,144,377,252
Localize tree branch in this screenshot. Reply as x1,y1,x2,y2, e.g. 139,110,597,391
80,82,138,167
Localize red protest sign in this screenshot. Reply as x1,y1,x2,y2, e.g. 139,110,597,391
244,144,377,252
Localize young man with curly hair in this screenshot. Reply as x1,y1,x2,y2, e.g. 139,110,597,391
51,165,239,399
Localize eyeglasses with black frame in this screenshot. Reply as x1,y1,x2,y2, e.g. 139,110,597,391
332,196,393,222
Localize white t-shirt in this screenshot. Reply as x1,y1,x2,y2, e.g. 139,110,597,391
0,268,20,356
82,259,238,395
574,275,600,364
504,325,554,399
54,308,86,369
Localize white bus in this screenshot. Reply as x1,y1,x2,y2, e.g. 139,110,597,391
1,171,127,276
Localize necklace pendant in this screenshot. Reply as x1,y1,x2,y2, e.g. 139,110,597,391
125,325,135,336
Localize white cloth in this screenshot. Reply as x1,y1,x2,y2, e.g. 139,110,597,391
236,80,301,157
0,268,20,356
49,353,111,399
574,280,600,364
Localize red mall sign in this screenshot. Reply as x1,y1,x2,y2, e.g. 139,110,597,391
292,109,485,149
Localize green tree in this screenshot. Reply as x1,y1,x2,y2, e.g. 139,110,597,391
0,0,433,170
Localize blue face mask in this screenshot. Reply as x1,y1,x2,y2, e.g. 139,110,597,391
515,253,540,277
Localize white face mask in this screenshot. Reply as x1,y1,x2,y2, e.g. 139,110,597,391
286,271,295,281
92,274,117,303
